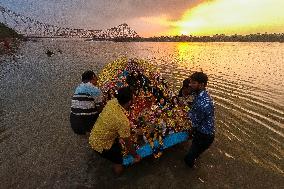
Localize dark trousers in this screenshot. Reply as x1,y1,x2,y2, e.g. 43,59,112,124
100,138,123,164
70,113,99,135
184,130,214,167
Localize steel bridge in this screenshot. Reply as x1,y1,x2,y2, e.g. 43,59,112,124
0,5,139,38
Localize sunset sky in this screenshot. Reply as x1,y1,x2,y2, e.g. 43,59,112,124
1,0,284,37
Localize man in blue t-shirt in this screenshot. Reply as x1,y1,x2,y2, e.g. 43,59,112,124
184,72,215,168
70,70,103,135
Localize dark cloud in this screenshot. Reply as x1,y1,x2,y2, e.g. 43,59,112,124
1,0,202,35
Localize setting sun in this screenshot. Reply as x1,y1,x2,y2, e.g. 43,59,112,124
116,0,284,37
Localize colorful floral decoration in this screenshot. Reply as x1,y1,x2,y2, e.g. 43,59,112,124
98,58,192,165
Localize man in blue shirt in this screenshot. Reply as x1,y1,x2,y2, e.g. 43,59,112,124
184,72,215,168
70,70,104,135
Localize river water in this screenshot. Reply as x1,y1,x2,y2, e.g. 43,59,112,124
0,39,283,188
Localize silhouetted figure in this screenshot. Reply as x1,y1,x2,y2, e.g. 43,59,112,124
178,78,191,97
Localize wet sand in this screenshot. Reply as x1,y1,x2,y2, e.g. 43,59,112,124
1,125,283,189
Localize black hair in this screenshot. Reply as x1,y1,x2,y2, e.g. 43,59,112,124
157,95,168,104
178,78,192,97
182,78,190,88
116,87,133,105
82,70,96,83
171,96,179,103
190,72,208,86
171,96,179,107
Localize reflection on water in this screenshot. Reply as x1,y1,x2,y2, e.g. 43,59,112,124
0,39,283,176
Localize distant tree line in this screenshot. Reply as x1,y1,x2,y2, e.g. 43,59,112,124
95,33,284,42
